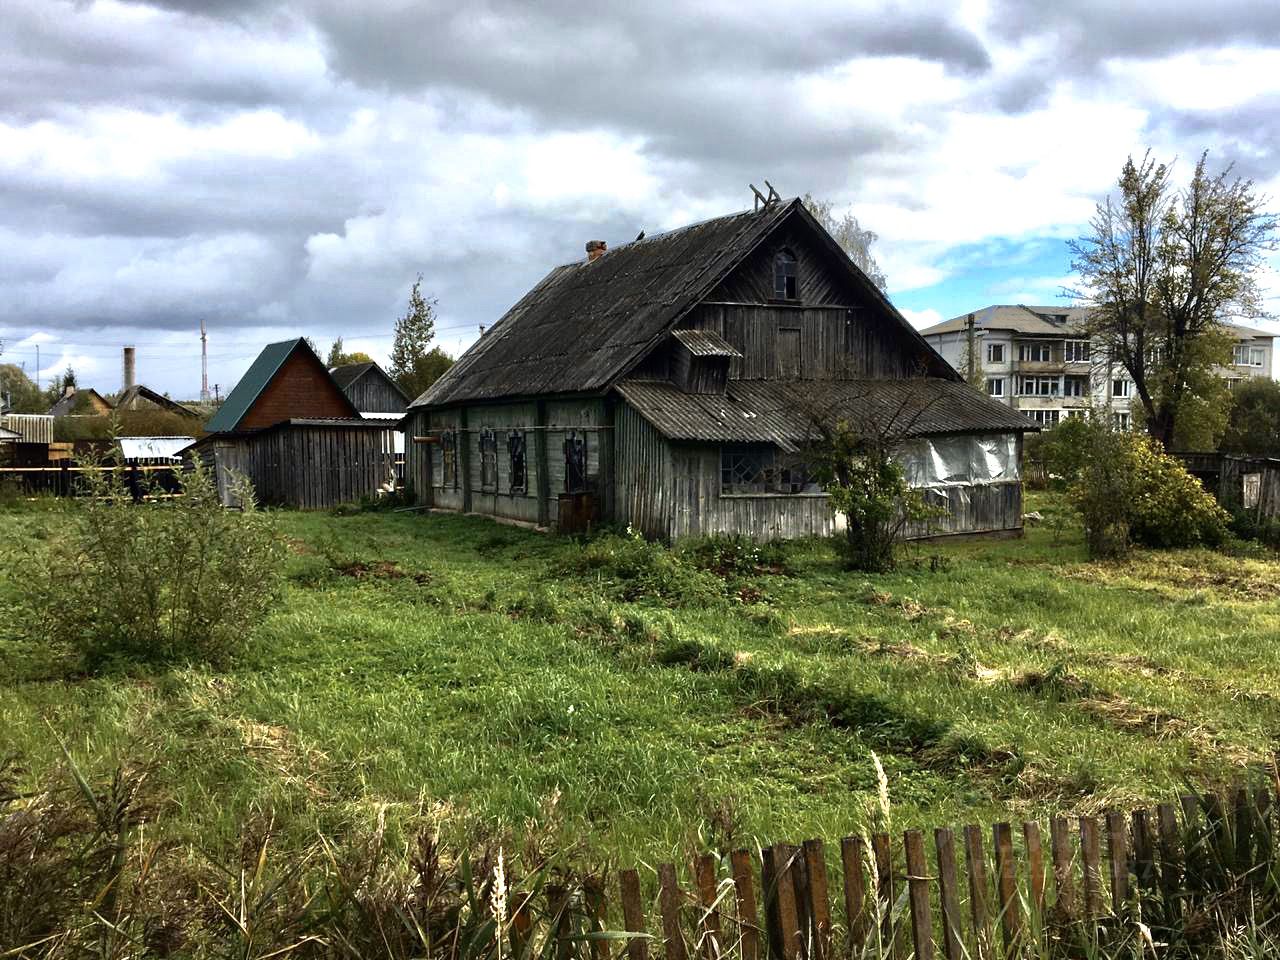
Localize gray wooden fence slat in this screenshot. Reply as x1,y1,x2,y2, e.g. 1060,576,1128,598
1049,817,1076,922
730,850,760,960
992,823,1021,951
963,825,991,960
903,830,933,960
1106,811,1130,915
839,836,869,953
802,839,832,960
933,828,964,960
659,863,689,960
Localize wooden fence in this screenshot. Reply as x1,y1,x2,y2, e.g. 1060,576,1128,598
573,785,1277,960
0,463,182,498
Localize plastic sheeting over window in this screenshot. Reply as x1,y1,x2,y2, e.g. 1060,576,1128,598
897,433,1019,489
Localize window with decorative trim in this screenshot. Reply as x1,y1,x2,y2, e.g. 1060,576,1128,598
507,431,527,494
773,249,798,300
721,444,817,495
440,430,458,488
564,431,587,493
479,429,498,490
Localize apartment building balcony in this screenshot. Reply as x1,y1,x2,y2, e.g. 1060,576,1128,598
1015,360,1066,374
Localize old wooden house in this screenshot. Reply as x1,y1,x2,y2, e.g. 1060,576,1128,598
404,198,1034,540
190,338,398,507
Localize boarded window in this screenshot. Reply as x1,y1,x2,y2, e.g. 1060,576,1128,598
773,249,798,300
564,431,587,493
508,431,527,494
440,430,458,488
479,429,498,490
778,327,802,378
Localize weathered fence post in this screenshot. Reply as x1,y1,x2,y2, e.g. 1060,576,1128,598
730,850,760,960
802,840,832,960
693,854,722,960
659,864,689,960
963,825,991,960
903,830,933,960
1049,817,1076,922
619,868,649,960
992,823,1021,951
934,828,964,960
1105,811,1129,915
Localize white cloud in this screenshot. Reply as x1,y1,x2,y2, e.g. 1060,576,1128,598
899,307,942,329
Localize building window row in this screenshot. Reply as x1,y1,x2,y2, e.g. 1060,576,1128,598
1234,345,1266,367
434,427,581,495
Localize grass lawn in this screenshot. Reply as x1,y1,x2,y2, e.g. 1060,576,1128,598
2,492,1278,866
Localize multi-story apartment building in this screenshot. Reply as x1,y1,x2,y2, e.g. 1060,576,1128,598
919,305,1275,429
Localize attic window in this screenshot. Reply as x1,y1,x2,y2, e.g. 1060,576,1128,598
508,430,527,494
479,429,498,490
773,249,798,300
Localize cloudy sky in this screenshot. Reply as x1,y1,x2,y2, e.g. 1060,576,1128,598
2,0,1279,399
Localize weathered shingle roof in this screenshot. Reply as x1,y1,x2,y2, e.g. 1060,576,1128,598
616,378,1036,452
415,203,798,407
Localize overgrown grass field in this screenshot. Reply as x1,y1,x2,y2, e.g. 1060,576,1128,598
2,493,1278,867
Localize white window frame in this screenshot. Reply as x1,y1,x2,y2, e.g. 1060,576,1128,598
986,343,1006,363
1113,412,1132,430
986,377,1004,397
1062,375,1088,398
1064,340,1091,363
1019,375,1058,397
1019,342,1053,363
1112,378,1131,399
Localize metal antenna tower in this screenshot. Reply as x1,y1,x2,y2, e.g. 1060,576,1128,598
200,318,210,402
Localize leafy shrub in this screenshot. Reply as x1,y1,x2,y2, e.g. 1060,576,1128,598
24,461,285,669
1230,510,1280,551
1070,421,1230,557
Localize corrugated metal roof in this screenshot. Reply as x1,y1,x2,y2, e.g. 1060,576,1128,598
615,378,1036,449
206,339,360,433
671,329,742,357
205,339,301,433
0,426,21,442
118,436,197,461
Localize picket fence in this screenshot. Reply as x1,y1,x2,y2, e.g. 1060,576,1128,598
558,784,1278,960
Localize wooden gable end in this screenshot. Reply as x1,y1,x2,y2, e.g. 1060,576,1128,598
705,217,853,306
239,349,357,430
686,209,949,381
342,366,408,413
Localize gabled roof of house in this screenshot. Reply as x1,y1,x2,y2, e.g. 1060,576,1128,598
329,361,410,400
48,388,112,417
616,377,1036,451
114,384,200,417
206,338,359,433
0,426,21,442
413,198,954,408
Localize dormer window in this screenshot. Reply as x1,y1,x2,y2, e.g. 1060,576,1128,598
773,249,798,300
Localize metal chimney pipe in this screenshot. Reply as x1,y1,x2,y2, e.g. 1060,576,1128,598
123,345,136,390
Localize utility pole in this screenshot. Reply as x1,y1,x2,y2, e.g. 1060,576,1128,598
200,318,210,402
965,313,976,383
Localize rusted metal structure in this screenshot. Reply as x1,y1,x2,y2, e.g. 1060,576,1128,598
405,197,1034,539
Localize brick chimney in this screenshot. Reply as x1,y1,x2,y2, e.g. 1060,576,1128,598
586,240,607,262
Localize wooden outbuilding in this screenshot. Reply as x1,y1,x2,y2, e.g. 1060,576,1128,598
47,388,113,417
192,339,397,508
329,362,410,414
404,197,1035,539
114,384,201,418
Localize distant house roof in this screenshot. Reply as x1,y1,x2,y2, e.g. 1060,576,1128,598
48,388,112,417
114,385,200,417
329,361,410,400
206,338,359,433
414,198,953,408
616,378,1036,452
921,305,1277,342
0,426,21,442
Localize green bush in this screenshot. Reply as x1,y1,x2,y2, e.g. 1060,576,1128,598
1069,421,1229,557
24,461,285,669
557,531,725,606
677,533,789,576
